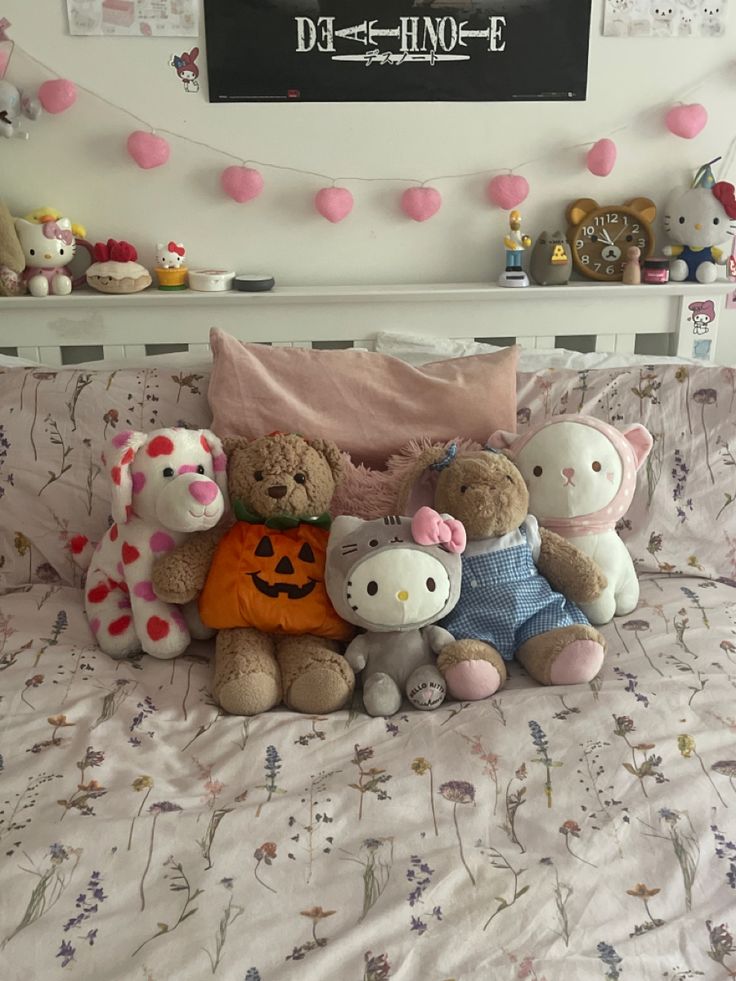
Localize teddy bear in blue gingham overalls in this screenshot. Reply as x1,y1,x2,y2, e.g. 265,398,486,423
440,514,590,661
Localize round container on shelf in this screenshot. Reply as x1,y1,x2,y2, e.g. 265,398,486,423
188,269,235,292
155,266,189,291
234,273,276,292
641,258,670,285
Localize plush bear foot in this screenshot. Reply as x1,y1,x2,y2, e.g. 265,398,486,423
277,634,355,714
213,628,282,716
437,639,508,700
517,625,606,686
363,672,403,717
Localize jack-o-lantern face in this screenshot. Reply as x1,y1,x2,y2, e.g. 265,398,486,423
249,534,317,600
198,522,354,641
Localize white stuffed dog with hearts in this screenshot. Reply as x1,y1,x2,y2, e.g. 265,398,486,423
85,427,228,659
490,415,652,625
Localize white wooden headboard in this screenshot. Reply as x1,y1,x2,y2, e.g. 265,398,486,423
0,281,731,364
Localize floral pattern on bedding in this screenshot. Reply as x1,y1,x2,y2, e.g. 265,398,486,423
1,576,736,980
517,364,736,583
0,366,212,591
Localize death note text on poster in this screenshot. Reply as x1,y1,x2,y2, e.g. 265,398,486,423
296,15,507,65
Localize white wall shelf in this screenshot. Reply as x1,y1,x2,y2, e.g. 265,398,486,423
1,281,733,363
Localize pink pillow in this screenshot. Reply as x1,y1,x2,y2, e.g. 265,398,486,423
208,328,518,467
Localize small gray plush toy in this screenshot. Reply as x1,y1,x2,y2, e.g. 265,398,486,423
325,508,466,717
529,230,572,286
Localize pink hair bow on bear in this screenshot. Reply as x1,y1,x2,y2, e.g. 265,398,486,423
411,506,466,554
43,221,74,245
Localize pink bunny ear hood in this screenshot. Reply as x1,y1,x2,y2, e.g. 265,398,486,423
490,415,653,536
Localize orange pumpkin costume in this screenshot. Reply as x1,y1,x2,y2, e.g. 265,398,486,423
199,521,353,641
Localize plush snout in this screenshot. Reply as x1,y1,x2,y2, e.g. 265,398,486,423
155,474,224,532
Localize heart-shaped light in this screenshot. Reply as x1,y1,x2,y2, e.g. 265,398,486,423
401,187,442,222
38,79,77,114
587,138,617,177
127,130,170,169
221,165,264,203
487,174,529,210
315,187,354,223
665,103,708,140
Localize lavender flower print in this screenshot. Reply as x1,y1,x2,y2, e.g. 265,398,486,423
256,745,286,817
597,941,623,980
405,855,441,935
711,823,736,890
529,721,562,808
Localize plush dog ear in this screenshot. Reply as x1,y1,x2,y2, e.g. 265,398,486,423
105,430,148,525
199,430,229,506
308,437,343,484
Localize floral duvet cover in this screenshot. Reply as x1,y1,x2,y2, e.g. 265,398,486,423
2,574,736,981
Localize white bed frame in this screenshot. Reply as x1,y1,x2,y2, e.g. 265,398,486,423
0,281,731,363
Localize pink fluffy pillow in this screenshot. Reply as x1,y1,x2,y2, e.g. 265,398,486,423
207,328,518,468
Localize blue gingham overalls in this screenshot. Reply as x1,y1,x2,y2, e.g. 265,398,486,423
440,516,589,661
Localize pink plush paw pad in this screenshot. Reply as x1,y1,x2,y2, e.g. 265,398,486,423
549,640,604,685
445,661,503,701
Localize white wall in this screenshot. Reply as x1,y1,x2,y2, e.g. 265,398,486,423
3,0,736,362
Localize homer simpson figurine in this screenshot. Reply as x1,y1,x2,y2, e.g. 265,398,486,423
499,209,532,287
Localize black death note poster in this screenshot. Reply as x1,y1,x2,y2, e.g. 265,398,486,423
204,1,591,103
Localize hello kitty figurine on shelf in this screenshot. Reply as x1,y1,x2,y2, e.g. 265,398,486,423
663,159,736,283
155,240,188,290
15,214,93,297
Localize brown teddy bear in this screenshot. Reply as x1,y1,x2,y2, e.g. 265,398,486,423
152,433,355,716
398,445,607,699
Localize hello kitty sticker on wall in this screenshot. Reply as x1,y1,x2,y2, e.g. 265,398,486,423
603,0,728,37
170,47,199,92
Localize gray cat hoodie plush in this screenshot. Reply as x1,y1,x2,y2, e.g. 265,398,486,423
325,508,465,717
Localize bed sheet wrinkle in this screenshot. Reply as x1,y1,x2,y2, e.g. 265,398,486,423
0,578,735,980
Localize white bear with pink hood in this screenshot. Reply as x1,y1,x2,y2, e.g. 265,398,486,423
490,415,652,625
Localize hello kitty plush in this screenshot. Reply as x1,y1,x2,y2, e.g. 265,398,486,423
664,162,736,283
490,417,653,626
326,510,466,716
15,215,94,297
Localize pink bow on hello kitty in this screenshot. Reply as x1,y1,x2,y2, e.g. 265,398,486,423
43,221,74,246
411,507,466,554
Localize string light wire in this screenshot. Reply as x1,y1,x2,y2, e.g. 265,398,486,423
5,39,735,187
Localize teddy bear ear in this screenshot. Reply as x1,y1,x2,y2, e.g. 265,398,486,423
307,438,344,483
221,435,251,456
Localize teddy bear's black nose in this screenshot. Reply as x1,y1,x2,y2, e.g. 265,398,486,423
268,485,288,499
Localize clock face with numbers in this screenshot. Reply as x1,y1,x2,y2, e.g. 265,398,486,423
566,197,657,282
